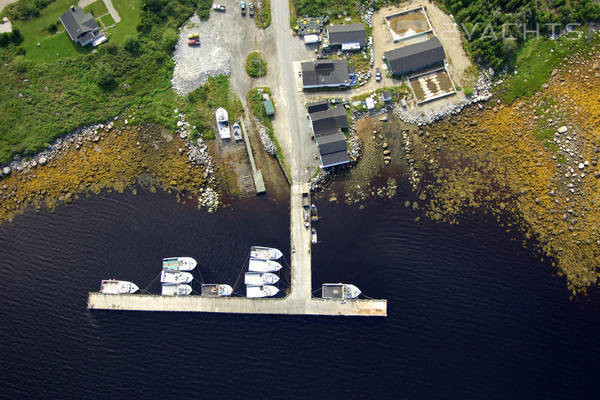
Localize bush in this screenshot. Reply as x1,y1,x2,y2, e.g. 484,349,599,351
47,23,57,34
93,62,116,88
0,29,24,47
123,35,141,55
464,87,473,97
11,55,30,73
161,29,179,53
6,0,55,20
245,51,267,78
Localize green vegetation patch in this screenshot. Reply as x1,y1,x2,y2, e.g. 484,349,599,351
100,13,116,28
256,0,271,29
83,0,109,18
245,51,267,78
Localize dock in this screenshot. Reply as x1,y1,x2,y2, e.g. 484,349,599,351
87,183,387,317
239,119,266,195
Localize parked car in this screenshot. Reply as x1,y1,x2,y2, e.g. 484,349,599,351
212,4,226,11
240,1,246,14
375,68,381,81
249,2,254,15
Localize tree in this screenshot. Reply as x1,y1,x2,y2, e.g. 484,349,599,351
123,35,141,55
93,62,115,88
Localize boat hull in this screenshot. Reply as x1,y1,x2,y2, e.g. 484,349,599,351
201,284,233,297
160,270,193,284
250,246,283,260
246,285,279,298
162,257,197,271
100,280,139,294
248,258,282,273
244,272,280,285
161,284,193,296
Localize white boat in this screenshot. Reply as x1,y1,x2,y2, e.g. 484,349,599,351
311,228,318,244
244,272,280,285
322,283,361,299
161,284,192,296
232,122,243,141
246,285,279,298
248,258,282,273
162,257,197,271
99,279,139,294
160,270,193,284
201,284,233,297
216,107,231,139
250,246,283,260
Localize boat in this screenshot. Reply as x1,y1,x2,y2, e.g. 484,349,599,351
161,284,192,296
322,283,361,299
250,246,283,260
201,284,233,297
311,228,318,244
162,257,197,271
244,272,280,285
246,285,279,298
99,279,139,294
310,204,318,221
215,107,231,139
248,258,282,273
232,122,243,141
160,270,193,284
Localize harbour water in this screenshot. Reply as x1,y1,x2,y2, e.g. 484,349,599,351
1,184,599,399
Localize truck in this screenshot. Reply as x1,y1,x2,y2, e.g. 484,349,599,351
240,1,246,14
212,4,226,11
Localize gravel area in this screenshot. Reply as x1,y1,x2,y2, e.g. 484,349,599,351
172,15,232,95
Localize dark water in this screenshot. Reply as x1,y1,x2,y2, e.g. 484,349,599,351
1,184,599,399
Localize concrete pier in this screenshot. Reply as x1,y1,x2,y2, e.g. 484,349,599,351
240,119,266,195
87,183,387,316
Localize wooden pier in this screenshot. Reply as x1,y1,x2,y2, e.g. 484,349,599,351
87,184,387,317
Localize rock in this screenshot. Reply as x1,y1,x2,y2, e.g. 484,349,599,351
541,83,549,90
38,156,47,166
593,63,600,71
2,167,10,176
579,163,585,170
383,149,391,156
551,69,559,77
557,126,568,134
92,135,100,143
382,142,388,149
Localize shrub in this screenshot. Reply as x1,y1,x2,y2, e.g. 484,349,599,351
93,62,116,88
464,87,473,97
161,29,179,53
123,35,141,55
245,51,267,78
47,23,58,34
0,29,24,47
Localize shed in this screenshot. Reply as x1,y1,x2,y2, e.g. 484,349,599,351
263,100,275,116
383,37,445,76
327,24,367,50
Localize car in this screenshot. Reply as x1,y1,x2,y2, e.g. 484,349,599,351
240,1,246,14
249,2,254,15
212,4,226,11
375,68,381,81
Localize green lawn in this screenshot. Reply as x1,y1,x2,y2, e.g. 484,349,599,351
109,0,140,43
100,13,115,28
83,0,109,18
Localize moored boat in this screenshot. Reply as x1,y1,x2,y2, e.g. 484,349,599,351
322,283,361,299
100,279,139,294
161,284,193,296
216,107,231,139
160,270,193,284
248,258,282,273
162,257,197,271
246,285,279,298
310,204,318,221
311,228,318,244
250,246,283,260
232,122,243,141
244,272,280,285
201,284,233,297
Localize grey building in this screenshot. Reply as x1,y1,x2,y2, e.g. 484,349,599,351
383,37,445,76
307,105,349,168
301,60,354,90
59,6,104,47
327,23,367,50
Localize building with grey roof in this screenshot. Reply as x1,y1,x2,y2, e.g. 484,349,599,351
327,23,367,50
301,60,353,90
307,104,349,168
59,6,104,47
383,37,445,76
306,100,329,114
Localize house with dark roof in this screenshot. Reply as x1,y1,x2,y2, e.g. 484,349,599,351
326,23,367,50
301,60,354,90
59,6,105,47
383,37,445,77
307,104,349,168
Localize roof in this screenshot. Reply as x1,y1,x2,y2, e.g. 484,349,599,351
306,100,329,114
301,60,351,87
320,147,349,167
59,6,99,41
263,100,275,115
327,24,367,47
384,37,445,75
309,106,348,137
317,132,348,154
382,91,393,101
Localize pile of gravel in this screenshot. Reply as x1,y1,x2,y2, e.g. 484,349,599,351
172,15,232,96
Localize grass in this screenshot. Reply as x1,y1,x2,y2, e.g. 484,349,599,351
248,87,290,176
245,51,267,78
83,0,109,17
100,13,115,28
255,0,271,29
350,84,411,111
108,0,140,43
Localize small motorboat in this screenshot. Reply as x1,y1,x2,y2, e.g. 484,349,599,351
216,107,231,139
322,283,361,299
248,258,282,273
201,284,233,297
161,284,193,296
311,228,318,244
99,279,139,294
232,122,243,141
244,272,280,285
162,257,197,271
160,270,193,284
250,246,283,260
246,285,279,298
310,204,318,221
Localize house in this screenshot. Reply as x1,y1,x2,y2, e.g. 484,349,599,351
383,37,445,77
263,99,275,116
301,60,354,90
59,6,105,47
326,24,367,50
307,103,349,168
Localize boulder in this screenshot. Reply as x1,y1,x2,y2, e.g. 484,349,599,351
38,156,47,166
557,126,568,134
383,150,391,156
2,167,10,176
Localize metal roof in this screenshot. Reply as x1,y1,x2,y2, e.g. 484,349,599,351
306,100,329,114
301,60,351,87
384,37,445,75
317,132,348,155
309,106,348,137
263,99,275,116
327,24,367,47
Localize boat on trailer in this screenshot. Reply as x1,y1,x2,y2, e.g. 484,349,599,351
216,107,231,139
162,257,197,271
160,270,193,284
201,284,233,297
248,258,283,273
161,284,193,296
250,246,283,260
244,272,280,285
322,283,361,299
100,279,139,294
246,285,279,298
232,122,243,141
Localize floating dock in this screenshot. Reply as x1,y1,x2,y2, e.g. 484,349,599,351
87,183,387,317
